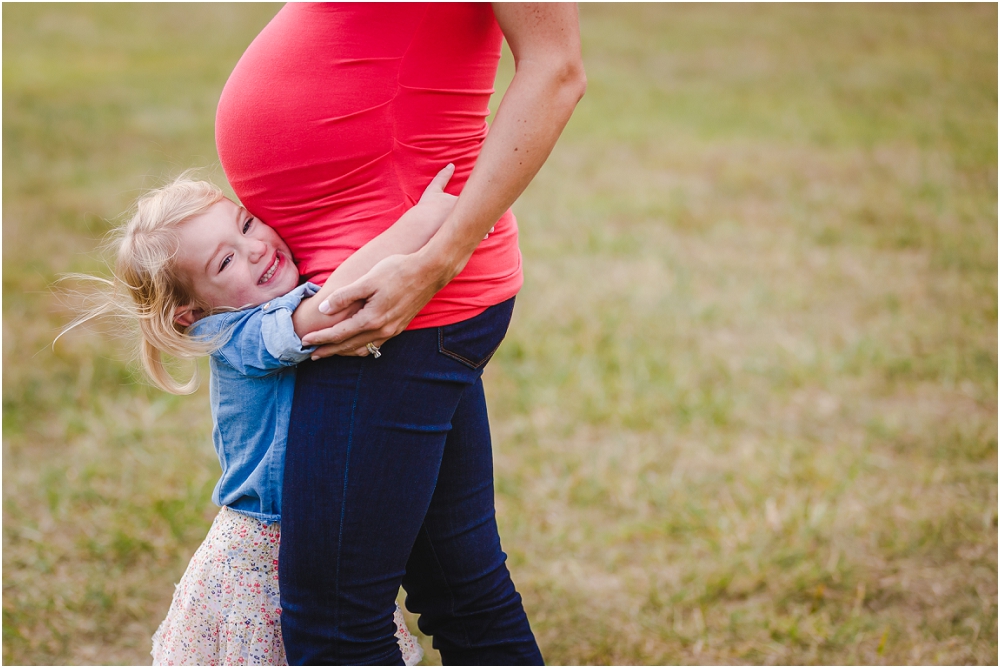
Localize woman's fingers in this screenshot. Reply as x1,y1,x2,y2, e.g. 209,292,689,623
309,340,384,360
317,278,372,316
310,343,362,359
303,323,343,350
310,343,337,359
307,253,441,357
305,295,390,348
304,290,397,353
309,327,389,360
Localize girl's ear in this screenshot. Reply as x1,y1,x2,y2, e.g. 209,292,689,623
173,305,204,327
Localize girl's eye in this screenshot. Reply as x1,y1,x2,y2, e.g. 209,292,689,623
220,255,233,272
243,217,253,234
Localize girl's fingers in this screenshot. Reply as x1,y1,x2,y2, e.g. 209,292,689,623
421,163,455,199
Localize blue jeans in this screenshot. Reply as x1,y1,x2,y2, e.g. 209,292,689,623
280,298,543,665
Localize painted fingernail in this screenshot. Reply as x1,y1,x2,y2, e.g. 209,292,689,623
318,300,331,314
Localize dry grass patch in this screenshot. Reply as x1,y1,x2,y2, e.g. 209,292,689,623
5,3,997,664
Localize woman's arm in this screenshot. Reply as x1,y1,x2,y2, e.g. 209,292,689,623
291,165,457,343
301,3,586,355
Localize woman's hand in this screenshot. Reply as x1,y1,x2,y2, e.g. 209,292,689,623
302,250,448,357
292,165,459,356
310,166,460,357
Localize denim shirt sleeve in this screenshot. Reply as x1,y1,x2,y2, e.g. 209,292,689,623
190,283,319,377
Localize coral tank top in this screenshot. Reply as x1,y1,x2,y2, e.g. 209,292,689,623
216,2,522,329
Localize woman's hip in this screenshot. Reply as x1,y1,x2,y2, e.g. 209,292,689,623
291,295,515,394
281,296,516,531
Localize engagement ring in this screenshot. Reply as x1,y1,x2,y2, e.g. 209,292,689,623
366,342,381,358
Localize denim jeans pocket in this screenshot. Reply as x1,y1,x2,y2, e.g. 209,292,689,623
437,297,516,370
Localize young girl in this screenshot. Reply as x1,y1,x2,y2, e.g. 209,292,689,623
69,165,463,665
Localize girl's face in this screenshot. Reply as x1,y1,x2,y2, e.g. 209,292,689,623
174,198,299,314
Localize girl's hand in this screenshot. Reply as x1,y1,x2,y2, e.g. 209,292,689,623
412,163,458,224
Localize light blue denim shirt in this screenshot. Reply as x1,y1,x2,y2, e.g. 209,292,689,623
188,283,319,524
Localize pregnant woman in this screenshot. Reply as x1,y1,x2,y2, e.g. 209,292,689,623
215,3,585,664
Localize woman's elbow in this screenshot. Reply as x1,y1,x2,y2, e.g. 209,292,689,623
570,63,588,103
516,52,586,110
556,58,587,106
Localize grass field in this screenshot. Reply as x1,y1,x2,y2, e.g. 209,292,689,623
3,3,997,665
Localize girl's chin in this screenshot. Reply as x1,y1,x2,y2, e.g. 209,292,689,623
270,274,298,297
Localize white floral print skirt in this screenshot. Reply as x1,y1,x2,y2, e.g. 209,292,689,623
151,506,423,666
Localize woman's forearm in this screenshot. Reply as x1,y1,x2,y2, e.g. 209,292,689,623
292,207,443,338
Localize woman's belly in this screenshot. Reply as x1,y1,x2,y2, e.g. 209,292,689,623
216,3,522,327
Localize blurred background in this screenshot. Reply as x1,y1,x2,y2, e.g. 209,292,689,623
3,3,996,665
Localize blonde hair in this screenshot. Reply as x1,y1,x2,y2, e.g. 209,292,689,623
59,173,226,394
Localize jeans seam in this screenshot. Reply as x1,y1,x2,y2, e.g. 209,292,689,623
420,524,473,650
334,362,365,655
438,327,502,370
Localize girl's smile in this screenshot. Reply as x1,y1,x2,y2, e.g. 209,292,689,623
174,198,299,315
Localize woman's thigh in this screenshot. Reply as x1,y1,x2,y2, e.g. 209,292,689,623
280,299,528,665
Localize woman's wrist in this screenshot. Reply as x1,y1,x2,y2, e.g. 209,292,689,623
409,208,475,283
413,241,467,291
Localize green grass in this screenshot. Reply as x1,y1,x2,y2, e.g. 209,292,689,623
3,3,997,665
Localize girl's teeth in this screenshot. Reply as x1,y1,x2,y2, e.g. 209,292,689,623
260,257,278,284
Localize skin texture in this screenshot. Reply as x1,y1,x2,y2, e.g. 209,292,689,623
300,2,587,357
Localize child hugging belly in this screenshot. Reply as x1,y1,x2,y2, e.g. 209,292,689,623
64,164,461,666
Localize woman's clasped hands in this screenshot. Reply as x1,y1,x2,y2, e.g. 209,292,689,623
302,163,461,359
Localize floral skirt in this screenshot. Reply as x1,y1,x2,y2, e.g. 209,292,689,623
151,506,423,666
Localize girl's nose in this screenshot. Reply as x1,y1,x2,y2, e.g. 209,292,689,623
248,238,268,263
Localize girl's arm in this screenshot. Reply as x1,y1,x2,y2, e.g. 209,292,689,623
300,3,586,355
290,164,458,341
205,284,320,377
